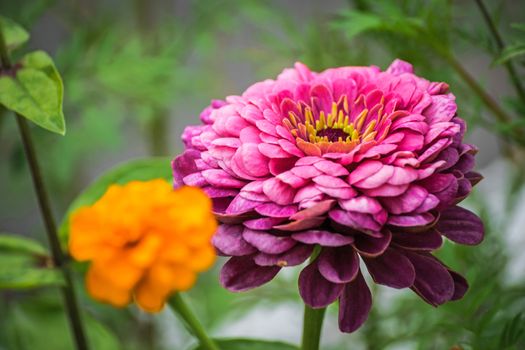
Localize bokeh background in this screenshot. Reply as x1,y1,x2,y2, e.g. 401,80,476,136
1,0,524,349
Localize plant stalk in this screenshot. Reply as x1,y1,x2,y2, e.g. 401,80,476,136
0,22,89,350
301,305,326,350
473,0,525,103
169,294,219,350
443,53,512,124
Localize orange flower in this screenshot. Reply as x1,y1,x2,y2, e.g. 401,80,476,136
69,179,217,312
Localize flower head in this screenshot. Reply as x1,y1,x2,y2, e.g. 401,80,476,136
172,60,484,332
69,179,217,312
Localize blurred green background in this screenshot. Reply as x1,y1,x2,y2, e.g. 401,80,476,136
1,0,525,349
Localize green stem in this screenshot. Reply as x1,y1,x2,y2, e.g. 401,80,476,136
301,305,326,350
169,294,219,350
0,22,89,350
473,0,525,103
443,53,512,124
0,27,11,69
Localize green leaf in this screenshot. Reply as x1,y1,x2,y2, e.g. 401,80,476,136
331,11,383,39
0,264,64,289
0,16,29,50
0,233,48,256
59,157,172,242
511,23,525,32
0,50,65,134
4,293,121,350
494,43,525,64
0,237,60,290
192,338,299,350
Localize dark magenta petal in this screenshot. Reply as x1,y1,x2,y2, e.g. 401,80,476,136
364,248,415,288
243,217,287,230
290,200,336,220
220,256,281,292
243,229,296,254
212,225,257,256
215,211,257,225
292,230,354,247
338,271,372,333
225,195,261,215
299,260,344,308
387,212,436,227
436,206,484,245
317,247,359,283
404,252,454,306
353,230,391,257
448,269,468,300
329,209,382,233
274,217,326,231
392,228,443,250
464,171,483,186
254,244,313,267
254,203,298,218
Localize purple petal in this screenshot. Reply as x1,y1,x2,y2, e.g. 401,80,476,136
404,252,455,306
364,248,415,288
243,217,286,230
212,225,257,256
201,169,246,188
381,185,428,215
464,171,483,186
262,178,296,205
312,175,350,188
386,59,413,75
315,185,357,199
329,209,382,233
352,165,394,189
226,195,260,215
220,256,281,292
353,230,392,257
292,230,354,247
299,261,344,308
318,247,359,283
436,206,484,245
313,160,349,176
274,217,326,232
448,269,468,300
387,213,436,227
290,200,336,220
254,203,297,218
338,271,372,333
392,228,443,250
254,244,313,267
243,229,296,254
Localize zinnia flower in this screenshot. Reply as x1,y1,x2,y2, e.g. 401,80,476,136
69,179,217,312
172,60,484,332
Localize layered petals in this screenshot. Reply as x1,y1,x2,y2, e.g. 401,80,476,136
172,59,483,334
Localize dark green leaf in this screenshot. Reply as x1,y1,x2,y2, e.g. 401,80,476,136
0,16,29,50
59,157,172,242
0,265,64,289
511,23,525,32
0,233,48,256
331,11,383,39
4,294,121,350
0,50,65,134
192,338,299,350
494,43,525,64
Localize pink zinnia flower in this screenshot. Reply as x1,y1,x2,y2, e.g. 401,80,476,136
172,60,484,333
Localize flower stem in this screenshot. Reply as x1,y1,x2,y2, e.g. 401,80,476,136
301,305,326,350
443,53,512,124
169,294,220,350
0,23,89,350
473,0,525,103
